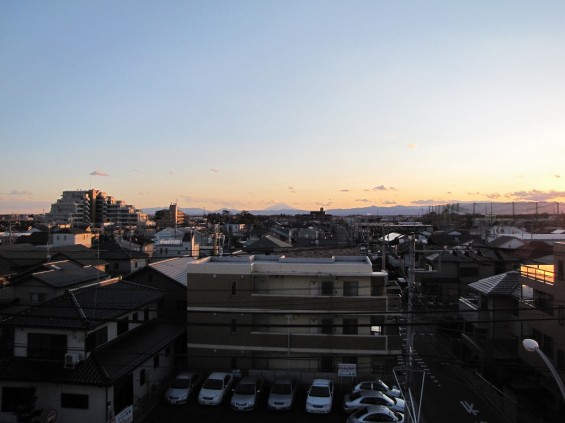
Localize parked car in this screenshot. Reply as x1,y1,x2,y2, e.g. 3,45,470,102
164,371,202,405
351,380,402,398
305,378,334,414
267,378,297,411
343,390,406,413
230,376,263,411
346,405,405,423
198,372,234,406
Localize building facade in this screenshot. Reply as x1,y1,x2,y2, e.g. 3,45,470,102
185,255,402,383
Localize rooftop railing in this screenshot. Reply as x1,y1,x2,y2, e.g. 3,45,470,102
521,264,554,285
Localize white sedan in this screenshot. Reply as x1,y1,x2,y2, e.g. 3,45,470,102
343,390,405,413
346,405,405,423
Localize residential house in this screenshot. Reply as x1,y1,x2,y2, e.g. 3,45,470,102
96,239,149,276
126,256,195,322
185,255,402,382
0,280,185,423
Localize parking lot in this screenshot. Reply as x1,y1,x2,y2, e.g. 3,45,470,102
142,385,347,423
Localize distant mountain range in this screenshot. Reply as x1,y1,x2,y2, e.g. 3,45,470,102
142,201,562,217
142,204,427,217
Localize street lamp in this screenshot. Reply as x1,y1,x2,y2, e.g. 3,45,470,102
522,338,565,401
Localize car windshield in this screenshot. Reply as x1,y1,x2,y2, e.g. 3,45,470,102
203,379,223,390
309,386,330,397
352,406,369,417
271,383,291,394
235,383,255,395
348,391,362,400
171,378,190,389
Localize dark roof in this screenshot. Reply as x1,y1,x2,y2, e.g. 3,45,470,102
0,319,185,385
12,260,109,288
14,232,49,246
97,239,149,260
4,280,165,330
468,271,520,296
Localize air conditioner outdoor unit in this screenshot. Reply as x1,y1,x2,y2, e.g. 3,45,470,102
64,352,81,369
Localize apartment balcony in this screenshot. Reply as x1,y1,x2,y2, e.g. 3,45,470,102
187,329,402,355
521,264,554,285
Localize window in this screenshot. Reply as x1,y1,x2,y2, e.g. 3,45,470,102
29,292,47,304
343,318,358,335
533,290,554,315
61,393,89,409
1,387,35,412
153,354,159,368
231,281,237,296
131,313,138,322
85,326,108,351
27,333,67,360
117,317,129,335
231,319,237,334
140,369,146,386
321,318,334,335
144,308,149,321
321,281,333,296
320,357,333,372
343,281,359,296
371,316,384,335
558,350,565,371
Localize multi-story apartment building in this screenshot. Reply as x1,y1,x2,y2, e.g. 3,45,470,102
185,255,402,382
516,242,565,418
48,189,147,226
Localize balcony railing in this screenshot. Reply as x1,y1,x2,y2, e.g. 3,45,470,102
521,264,554,285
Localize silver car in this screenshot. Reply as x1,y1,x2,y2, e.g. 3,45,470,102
230,376,262,411
343,390,406,414
164,371,202,405
346,405,405,423
351,380,402,398
267,378,297,411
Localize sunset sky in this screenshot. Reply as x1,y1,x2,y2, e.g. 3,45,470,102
2,1,565,214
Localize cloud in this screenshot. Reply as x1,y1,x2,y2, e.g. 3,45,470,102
339,189,350,192
168,171,175,175
356,199,370,203
209,168,219,173
90,170,109,176
507,189,565,201
372,185,387,191
553,174,561,178
487,193,501,199
411,199,445,205
288,186,296,193
408,144,417,149
9,190,31,196
383,200,397,205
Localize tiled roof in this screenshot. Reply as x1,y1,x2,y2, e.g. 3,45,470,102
30,260,109,288
97,240,149,260
4,280,165,330
148,256,196,285
0,319,185,385
468,271,520,296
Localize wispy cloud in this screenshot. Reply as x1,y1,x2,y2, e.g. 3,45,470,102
209,168,219,173
407,143,417,149
339,189,350,192
487,193,501,199
356,198,370,203
372,185,387,191
411,199,445,205
383,200,397,205
288,186,296,193
552,174,561,178
90,170,109,176
507,189,565,201
9,190,31,196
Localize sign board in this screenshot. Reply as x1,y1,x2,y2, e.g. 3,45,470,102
338,363,357,377
114,405,133,423
46,409,57,423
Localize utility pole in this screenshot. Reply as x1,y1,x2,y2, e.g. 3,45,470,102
404,233,416,423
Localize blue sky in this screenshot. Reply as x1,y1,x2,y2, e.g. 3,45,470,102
2,1,565,213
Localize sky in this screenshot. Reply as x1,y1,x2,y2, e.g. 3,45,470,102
2,0,565,214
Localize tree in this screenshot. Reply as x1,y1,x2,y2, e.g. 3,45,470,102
13,387,42,423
